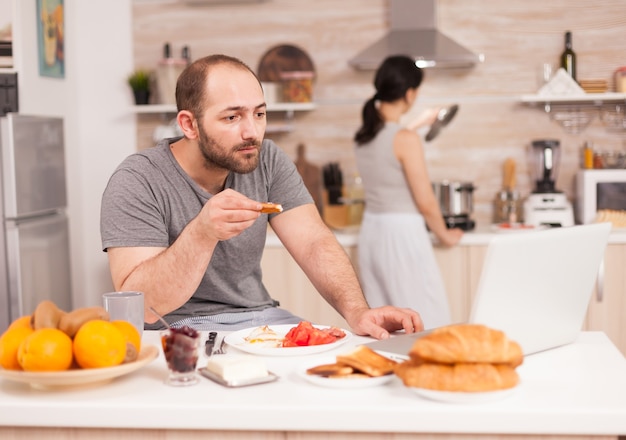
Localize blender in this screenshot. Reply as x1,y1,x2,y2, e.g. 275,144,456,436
523,139,574,227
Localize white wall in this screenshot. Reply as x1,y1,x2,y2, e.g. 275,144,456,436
0,0,11,32
13,0,137,308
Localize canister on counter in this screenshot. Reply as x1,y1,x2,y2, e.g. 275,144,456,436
582,141,594,169
615,67,626,93
156,58,187,105
279,71,314,103
493,190,523,224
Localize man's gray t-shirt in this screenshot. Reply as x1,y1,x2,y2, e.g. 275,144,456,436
100,137,313,328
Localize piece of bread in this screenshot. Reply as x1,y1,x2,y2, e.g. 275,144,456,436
335,345,397,377
306,363,354,377
260,202,283,214
409,324,523,367
395,360,519,392
328,372,371,379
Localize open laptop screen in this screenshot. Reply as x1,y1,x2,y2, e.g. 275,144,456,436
365,223,611,359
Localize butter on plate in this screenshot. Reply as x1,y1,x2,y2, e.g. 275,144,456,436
200,355,278,387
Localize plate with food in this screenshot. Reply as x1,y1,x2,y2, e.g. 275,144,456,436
394,324,523,404
409,384,520,404
491,223,548,233
0,345,159,390
224,322,351,356
297,345,398,388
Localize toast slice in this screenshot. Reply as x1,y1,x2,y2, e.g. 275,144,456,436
306,363,354,377
260,202,283,214
336,345,397,377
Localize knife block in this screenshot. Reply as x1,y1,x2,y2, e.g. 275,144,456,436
322,189,350,230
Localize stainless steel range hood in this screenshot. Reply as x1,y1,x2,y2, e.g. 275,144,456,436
349,0,483,70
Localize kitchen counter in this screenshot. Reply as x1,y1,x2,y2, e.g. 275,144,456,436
1,331,625,439
265,224,626,248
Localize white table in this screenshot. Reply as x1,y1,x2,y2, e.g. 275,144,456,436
1,331,625,439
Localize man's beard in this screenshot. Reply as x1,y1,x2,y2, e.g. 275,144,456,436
197,124,261,174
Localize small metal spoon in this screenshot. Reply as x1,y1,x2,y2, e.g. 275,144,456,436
149,306,171,329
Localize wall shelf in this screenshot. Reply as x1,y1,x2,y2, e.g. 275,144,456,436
520,93,626,134
134,102,316,135
520,92,626,106
131,102,316,115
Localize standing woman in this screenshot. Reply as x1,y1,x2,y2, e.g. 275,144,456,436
354,55,463,329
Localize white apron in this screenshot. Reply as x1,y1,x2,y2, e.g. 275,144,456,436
357,211,451,329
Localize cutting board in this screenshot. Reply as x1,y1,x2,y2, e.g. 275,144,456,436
257,44,316,82
295,143,323,214
503,158,516,190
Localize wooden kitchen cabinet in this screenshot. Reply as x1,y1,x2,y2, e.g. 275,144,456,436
433,245,489,324
264,242,477,330
263,243,487,330
585,244,626,356
263,240,626,357
260,246,351,329
433,246,470,324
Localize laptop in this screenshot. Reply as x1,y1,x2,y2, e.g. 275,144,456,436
365,222,612,360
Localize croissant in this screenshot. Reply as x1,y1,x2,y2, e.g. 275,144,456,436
395,360,519,392
409,324,523,367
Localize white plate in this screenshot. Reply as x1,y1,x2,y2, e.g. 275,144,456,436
297,357,395,389
199,367,280,388
409,384,520,404
491,223,547,233
0,345,159,390
225,324,352,357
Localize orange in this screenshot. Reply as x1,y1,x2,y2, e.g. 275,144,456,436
111,320,141,352
73,320,126,369
8,315,32,331
0,326,35,370
111,320,141,363
17,328,73,372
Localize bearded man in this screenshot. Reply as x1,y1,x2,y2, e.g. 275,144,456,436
101,54,422,338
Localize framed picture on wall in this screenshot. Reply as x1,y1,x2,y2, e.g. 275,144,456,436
36,0,64,78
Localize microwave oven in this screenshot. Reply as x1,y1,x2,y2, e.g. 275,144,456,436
575,169,626,224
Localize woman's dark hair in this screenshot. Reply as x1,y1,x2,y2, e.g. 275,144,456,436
354,55,423,145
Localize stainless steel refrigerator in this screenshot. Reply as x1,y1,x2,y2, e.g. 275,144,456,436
0,114,72,331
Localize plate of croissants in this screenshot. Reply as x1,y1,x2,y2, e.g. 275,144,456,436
394,324,523,404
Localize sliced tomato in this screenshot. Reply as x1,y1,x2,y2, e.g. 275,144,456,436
282,321,345,347
322,327,346,339
283,321,313,346
307,329,337,346
282,339,300,347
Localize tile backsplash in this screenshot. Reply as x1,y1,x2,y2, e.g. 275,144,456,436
131,0,626,226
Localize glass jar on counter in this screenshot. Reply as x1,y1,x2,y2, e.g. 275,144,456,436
615,67,626,93
582,141,594,169
279,71,314,103
493,190,523,224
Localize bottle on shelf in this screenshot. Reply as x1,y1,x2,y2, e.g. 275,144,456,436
157,42,186,105
560,31,577,82
181,46,191,65
582,141,594,169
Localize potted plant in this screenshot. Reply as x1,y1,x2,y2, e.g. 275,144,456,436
127,69,152,105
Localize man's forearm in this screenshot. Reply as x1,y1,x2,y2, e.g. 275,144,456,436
297,232,370,324
120,218,218,323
